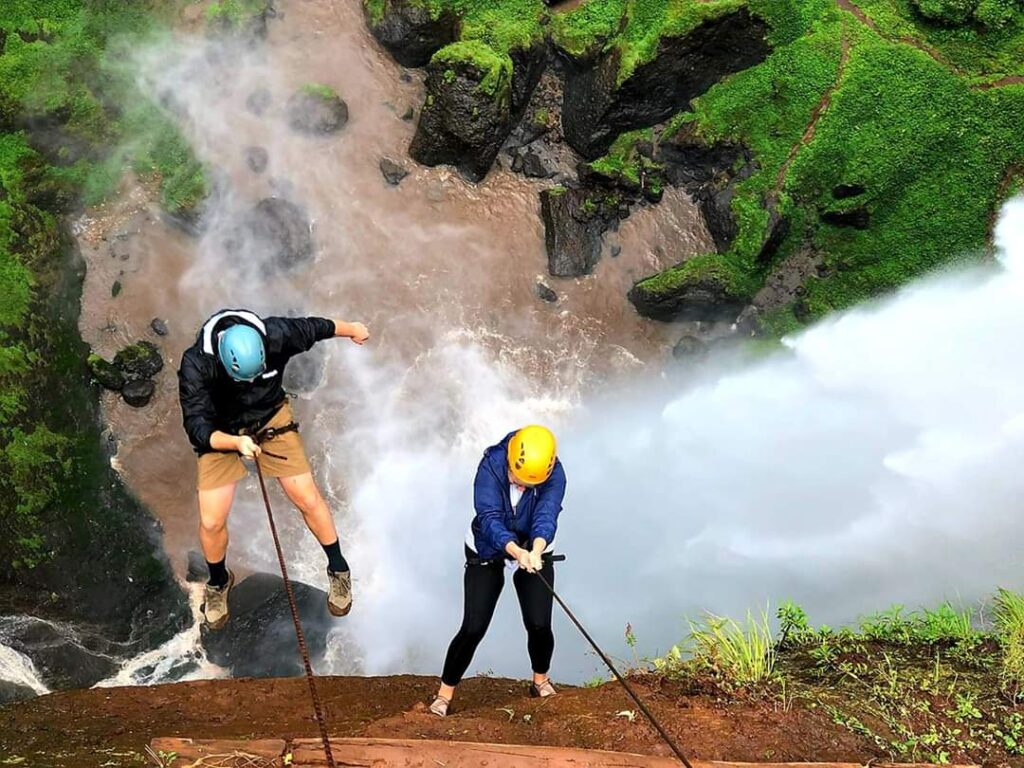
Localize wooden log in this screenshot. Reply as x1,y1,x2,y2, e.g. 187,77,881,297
152,737,980,768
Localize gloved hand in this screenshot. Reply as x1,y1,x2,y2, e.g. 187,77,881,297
235,435,262,459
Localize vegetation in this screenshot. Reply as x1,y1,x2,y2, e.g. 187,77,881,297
633,0,1024,329
431,40,513,98
0,1,192,583
644,593,1024,763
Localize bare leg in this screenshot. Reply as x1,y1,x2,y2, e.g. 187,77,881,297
278,472,339,545
198,482,238,563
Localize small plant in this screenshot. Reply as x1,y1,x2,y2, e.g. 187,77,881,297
994,588,1024,698
688,606,776,688
777,600,813,647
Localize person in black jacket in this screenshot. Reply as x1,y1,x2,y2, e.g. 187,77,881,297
178,308,369,629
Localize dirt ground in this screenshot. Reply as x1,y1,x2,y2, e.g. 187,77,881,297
0,675,879,767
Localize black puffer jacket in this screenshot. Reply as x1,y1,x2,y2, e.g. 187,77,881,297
177,309,335,454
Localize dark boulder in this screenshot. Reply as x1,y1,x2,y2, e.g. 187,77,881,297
657,121,748,190
245,146,269,173
246,88,272,116
672,335,708,361
563,9,771,159
535,282,558,303
186,550,208,584
822,206,870,229
150,317,169,336
286,87,349,135
0,681,36,706
206,0,275,42
628,258,747,322
0,617,119,690
282,344,327,395
540,187,618,277
122,379,156,408
697,183,739,252
757,206,791,263
87,353,125,391
227,198,314,273
201,572,332,678
410,41,546,182
380,157,410,185
111,280,122,297
364,0,459,67
113,340,163,381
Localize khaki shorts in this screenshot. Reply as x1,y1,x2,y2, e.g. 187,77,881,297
197,401,312,491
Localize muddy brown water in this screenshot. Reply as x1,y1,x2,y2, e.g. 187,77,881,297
75,1,713,597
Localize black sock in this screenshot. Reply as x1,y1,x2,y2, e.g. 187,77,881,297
322,540,349,573
207,558,229,588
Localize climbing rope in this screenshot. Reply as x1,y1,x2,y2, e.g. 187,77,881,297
534,569,694,768
254,458,336,768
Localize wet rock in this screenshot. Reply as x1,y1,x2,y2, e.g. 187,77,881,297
122,379,156,408
822,206,870,230
150,317,169,336
246,88,272,116
186,550,208,584
380,157,409,185
286,87,349,135
111,280,122,297
113,340,164,381
833,183,866,199
244,146,269,173
563,9,771,159
628,259,747,322
401,105,415,121
87,353,125,391
611,245,622,258
0,617,119,690
201,572,332,678
110,237,131,261
519,147,557,179
535,282,558,303
672,335,708,360
657,121,749,190
282,344,326,395
697,183,738,252
0,680,36,705
228,198,314,273
757,206,791,263
540,187,617,277
400,71,413,83
364,0,459,68
410,41,546,182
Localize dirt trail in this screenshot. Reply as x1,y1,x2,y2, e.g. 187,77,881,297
836,0,1024,89
0,676,878,768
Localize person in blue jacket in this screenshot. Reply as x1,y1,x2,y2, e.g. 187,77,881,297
429,425,566,717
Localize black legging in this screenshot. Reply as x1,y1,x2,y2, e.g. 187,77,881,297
441,548,555,687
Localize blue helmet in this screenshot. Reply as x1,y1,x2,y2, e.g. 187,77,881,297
218,324,266,382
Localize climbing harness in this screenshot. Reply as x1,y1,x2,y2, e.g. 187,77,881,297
253,456,337,768
534,565,695,768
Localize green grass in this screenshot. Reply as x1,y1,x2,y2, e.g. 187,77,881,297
685,607,777,688
853,0,1024,78
995,589,1024,699
550,0,628,59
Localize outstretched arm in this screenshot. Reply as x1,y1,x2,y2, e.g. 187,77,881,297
332,318,370,345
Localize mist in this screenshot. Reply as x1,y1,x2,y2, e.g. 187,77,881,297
109,15,1024,685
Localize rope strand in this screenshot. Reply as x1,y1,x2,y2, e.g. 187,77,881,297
254,459,336,768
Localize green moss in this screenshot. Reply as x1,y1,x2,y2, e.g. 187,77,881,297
550,0,628,59
635,252,759,301
587,128,661,188
301,82,339,100
432,40,513,97
205,0,266,29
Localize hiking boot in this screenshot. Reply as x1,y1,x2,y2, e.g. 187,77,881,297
327,569,352,617
202,570,235,630
530,678,557,698
429,695,451,718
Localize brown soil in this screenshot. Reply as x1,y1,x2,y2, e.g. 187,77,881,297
0,675,879,768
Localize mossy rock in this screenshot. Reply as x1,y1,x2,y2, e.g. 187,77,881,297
113,341,163,381
286,86,349,135
206,0,273,40
628,254,752,322
87,353,125,391
363,0,459,67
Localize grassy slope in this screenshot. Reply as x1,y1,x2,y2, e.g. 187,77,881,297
627,0,1024,333
651,595,1024,763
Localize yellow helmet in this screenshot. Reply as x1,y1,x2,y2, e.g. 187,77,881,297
507,425,557,486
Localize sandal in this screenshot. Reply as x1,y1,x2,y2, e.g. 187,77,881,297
429,694,451,717
530,678,557,698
